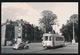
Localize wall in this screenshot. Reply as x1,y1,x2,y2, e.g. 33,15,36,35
1,25,6,46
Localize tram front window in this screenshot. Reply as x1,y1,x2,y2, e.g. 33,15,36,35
45,36,48,41
49,36,51,41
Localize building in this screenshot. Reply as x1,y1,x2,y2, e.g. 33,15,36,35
1,23,6,46
1,19,43,46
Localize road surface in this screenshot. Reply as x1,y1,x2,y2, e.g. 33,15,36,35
1,42,78,54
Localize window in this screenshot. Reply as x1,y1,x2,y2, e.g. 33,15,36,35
45,36,48,41
56,37,63,41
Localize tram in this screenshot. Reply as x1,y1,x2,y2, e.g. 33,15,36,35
42,33,65,49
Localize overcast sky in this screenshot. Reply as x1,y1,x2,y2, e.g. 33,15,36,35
1,2,78,33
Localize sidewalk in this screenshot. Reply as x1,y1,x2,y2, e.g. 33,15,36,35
70,43,78,46
65,42,78,46
1,46,13,48
65,42,71,45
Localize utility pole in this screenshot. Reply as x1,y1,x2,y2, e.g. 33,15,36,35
72,17,76,44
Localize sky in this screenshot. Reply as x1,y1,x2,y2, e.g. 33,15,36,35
1,2,78,33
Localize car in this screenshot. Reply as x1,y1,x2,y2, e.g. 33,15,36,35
13,42,29,50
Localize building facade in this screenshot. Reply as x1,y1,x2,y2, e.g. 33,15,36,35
1,19,43,46
1,23,6,46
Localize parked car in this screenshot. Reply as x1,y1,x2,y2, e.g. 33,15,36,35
13,42,29,50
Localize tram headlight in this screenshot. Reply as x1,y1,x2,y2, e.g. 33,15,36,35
42,41,44,44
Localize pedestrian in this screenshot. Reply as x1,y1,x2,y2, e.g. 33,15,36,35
17,37,22,44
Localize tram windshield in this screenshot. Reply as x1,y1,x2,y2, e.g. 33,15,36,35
45,36,48,41
43,36,52,41
49,36,52,41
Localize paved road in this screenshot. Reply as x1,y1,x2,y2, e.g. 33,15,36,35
1,42,78,54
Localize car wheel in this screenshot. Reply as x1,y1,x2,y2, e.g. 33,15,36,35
25,46,29,49
20,47,24,50
13,48,16,50
18,47,22,50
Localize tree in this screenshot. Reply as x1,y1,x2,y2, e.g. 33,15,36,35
39,10,57,33
60,14,78,42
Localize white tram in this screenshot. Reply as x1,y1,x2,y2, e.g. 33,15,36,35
42,33,65,49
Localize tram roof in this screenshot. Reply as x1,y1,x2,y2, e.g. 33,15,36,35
43,33,63,37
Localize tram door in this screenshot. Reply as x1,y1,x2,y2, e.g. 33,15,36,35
52,36,54,46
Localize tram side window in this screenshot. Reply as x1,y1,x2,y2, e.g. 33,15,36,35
51,36,54,41
56,37,63,41
45,36,48,41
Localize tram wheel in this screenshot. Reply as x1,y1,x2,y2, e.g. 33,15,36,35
43,46,47,50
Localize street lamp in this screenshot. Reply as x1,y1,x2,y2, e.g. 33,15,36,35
72,17,76,44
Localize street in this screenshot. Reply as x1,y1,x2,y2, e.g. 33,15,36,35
1,42,78,54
